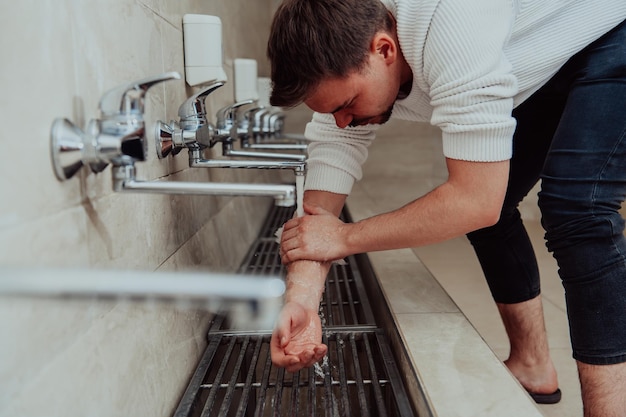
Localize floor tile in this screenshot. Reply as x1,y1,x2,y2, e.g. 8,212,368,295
397,312,543,417
363,120,583,417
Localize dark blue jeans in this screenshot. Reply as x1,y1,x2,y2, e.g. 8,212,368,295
467,19,626,365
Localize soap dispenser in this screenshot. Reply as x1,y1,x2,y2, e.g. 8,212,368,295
182,14,228,86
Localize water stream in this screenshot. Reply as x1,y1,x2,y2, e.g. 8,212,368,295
295,173,305,217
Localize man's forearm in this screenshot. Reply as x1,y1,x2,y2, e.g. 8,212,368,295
284,190,347,310
284,260,332,310
343,159,510,254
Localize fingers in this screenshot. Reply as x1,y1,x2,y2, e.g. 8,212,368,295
281,243,325,264
271,321,302,370
270,335,327,371
269,302,327,373
280,244,300,264
282,217,301,234
270,344,300,370
276,343,328,373
273,313,292,348
296,344,328,369
279,222,304,264
280,244,318,264
313,344,328,362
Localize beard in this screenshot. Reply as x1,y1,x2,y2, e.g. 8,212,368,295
349,104,394,127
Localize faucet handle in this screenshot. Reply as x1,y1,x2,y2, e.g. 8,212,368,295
268,111,286,135
178,80,225,121
99,71,181,118
216,99,256,130
252,107,272,135
51,72,182,181
238,105,264,133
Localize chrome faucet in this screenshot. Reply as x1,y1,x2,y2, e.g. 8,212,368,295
50,72,297,207
267,110,285,135
188,146,306,176
111,163,296,207
155,80,224,159
0,267,285,330
156,84,303,160
51,72,181,180
241,106,308,151
185,100,307,176
211,101,306,161
156,81,306,168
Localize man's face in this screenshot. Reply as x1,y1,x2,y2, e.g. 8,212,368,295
304,55,400,128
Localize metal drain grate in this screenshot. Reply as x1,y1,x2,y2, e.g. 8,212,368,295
235,240,376,328
173,330,414,417
231,207,376,328
172,206,418,417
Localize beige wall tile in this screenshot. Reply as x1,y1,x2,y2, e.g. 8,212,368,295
0,1,285,416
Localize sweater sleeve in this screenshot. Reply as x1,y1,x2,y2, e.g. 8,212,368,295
422,0,518,161
304,112,380,195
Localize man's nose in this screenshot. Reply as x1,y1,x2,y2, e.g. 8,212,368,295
333,111,352,129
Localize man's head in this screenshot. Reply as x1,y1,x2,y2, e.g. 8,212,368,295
267,0,394,111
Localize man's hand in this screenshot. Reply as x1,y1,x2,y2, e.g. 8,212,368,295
271,190,346,372
283,160,509,264
280,203,350,264
270,301,328,373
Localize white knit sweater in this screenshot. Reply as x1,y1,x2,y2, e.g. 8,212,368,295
303,0,626,195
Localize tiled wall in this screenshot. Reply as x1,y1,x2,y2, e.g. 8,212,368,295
0,1,294,416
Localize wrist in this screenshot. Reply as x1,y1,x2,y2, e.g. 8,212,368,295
284,260,329,311
342,221,360,257
285,284,322,311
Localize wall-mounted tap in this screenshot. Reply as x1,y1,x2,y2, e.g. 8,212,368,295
267,110,285,135
188,146,306,177
51,72,181,181
112,164,296,207
50,72,297,207
155,80,224,159
156,82,306,164
241,106,308,151
235,105,306,151
251,107,271,136
210,99,254,148
183,100,308,177
0,267,285,330
212,101,306,162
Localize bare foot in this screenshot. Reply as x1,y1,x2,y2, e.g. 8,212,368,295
505,356,559,395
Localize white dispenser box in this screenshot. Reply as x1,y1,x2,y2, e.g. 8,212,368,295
257,77,272,107
183,14,227,86
234,59,259,102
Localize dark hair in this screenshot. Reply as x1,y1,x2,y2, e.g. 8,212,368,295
267,0,393,108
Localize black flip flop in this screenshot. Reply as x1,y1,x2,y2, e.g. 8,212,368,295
528,388,562,404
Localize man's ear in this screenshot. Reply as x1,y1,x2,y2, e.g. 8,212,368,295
371,32,397,65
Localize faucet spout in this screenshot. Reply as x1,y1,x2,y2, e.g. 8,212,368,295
222,146,307,161
242,142,308,151
178,80,225,122
188,148,306,174
112,164,296,207
0,267,285,330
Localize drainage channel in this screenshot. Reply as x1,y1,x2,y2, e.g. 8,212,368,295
172,206,426,417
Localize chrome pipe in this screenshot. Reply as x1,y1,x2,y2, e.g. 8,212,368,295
0,268,284,301
112,165,296,206
189,149,306,174
223,148,306,161
243,143,308,151
0,267,285,330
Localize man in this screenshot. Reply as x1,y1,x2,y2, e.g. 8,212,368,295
267,0,626,415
